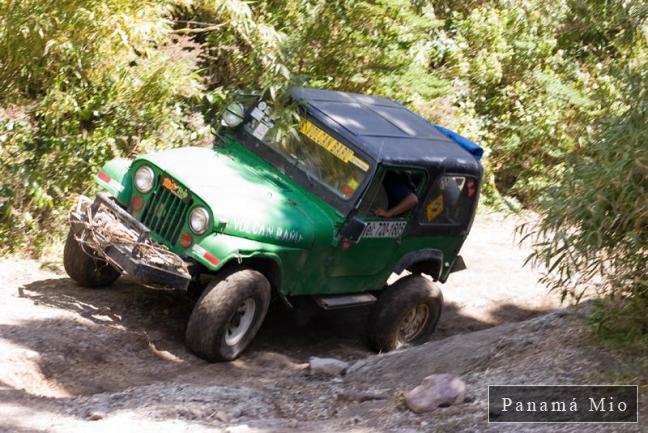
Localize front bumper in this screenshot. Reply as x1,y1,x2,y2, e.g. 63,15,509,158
70,192,191,291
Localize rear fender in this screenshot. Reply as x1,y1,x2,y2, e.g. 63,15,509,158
393,249,444,281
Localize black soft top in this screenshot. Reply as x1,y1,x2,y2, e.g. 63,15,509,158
290,87,482,176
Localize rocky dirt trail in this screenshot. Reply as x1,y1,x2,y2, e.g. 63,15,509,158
0,213,645,432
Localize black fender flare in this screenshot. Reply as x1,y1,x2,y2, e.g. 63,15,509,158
393,249,444,281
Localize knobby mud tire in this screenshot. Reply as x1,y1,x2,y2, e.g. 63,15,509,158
63,230,120,288
367,274,443,352
185,269,271,362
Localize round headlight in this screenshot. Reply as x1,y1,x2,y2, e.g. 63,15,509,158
189,207,210,235
221,102,245,127
134,166,155,193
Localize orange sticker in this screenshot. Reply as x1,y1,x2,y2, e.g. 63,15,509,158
162,177,176,191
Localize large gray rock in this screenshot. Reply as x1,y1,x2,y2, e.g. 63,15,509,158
346,312,569,389
309,357,349,376
404,373,465,413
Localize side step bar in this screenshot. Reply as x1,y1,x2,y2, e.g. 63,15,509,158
314,293,377,310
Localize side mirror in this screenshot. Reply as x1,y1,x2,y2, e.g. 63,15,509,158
340,216,367,242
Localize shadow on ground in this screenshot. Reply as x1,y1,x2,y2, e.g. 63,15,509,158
436,301,556,339
7,275,553,398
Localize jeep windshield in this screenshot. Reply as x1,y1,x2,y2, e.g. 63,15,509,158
242,104,370,200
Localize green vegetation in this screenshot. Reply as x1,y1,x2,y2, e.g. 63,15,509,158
0,0,206,252
0,1,646,332
523,72,647,339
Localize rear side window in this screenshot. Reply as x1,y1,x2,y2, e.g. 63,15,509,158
419,176,477,226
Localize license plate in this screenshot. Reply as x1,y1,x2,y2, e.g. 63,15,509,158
361,221,407,239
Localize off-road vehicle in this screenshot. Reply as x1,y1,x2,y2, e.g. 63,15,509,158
64,88,483,361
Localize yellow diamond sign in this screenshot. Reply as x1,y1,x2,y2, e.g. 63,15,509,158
426,195,444,222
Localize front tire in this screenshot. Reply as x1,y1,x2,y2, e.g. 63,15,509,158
367,275,443,352
185,269,271,362
63,230,120,288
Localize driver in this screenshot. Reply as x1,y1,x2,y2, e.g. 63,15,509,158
373,171,419,218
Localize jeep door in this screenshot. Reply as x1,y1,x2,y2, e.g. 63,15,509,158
323,167,426,293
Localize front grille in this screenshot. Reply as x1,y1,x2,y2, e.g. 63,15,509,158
140,180,192,245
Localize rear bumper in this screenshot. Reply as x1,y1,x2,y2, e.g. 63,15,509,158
70,193,191,291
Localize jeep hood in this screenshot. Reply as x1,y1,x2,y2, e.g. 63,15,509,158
136,147,332,247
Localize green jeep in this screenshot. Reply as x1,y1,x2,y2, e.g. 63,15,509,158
64,88,483,361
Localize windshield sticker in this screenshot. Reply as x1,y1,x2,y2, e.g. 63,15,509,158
349,155,369,172
251,107,264,121
299,120,355,163
361,221,407,239
252,122,270,140
426,195,444,221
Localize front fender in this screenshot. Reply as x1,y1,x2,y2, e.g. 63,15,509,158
189,232,285,272
96,158,133,205
189,233,307,293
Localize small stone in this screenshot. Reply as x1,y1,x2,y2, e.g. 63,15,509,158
345,416,362,425
23,350,39,361
212,410,230,423
404,374,466,413
338,389,389,402
230,408,245,419
87,410,106,421
177,407,200,419
309,357,349,376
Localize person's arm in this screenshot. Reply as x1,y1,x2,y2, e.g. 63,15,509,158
373,193,419,218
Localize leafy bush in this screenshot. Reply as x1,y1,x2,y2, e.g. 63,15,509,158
1,0,646,264
0,0,205,254
429,1,627,203
522,72,648,337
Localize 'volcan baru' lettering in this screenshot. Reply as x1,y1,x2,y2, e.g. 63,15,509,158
275,227,304,243
232,221,304,243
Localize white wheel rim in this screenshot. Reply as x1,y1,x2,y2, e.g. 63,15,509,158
225,298,256,346
398,304,430,343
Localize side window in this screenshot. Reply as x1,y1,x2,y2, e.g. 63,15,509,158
420,176,477,226
359,169,425,218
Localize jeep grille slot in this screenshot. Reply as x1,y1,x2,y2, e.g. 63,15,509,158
140,182,191,245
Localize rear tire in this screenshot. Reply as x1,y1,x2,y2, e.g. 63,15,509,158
63,230,120,288
367,275,443,352
185,269,271,362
